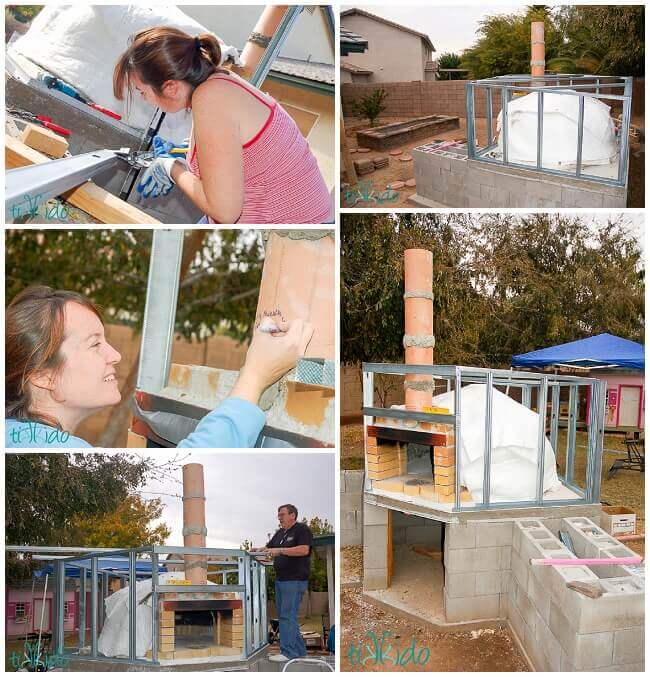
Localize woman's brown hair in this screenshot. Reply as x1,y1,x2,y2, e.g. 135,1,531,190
114,27,224,106
6,286,104,427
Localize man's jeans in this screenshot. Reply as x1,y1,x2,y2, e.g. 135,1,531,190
275,579,308,659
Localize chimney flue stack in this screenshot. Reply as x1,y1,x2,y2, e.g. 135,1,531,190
404,249,434,414
531,21,545,79
182,463,207,585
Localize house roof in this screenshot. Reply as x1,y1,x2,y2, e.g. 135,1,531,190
340,26,369,55
340,8,435,53
512,334,644,371
340,60,373,75
271,57,334,86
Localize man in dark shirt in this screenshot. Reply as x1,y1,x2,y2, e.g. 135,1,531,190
254,503,312,663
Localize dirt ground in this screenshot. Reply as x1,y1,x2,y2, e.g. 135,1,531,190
342,114,645,208
340,557,529,672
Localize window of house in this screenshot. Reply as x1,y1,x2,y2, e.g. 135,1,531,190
15,602,26,622
64,601,74,619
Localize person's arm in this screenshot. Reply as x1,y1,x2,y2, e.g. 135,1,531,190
265,545,310,557
177,320,314,448
171,81,245,224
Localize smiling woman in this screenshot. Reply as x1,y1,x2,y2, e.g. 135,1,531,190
5,286,314,448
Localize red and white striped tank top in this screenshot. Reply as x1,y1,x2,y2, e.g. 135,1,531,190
188,74,332,224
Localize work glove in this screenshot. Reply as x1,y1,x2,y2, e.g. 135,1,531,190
152,134,189,159
137,157,177,198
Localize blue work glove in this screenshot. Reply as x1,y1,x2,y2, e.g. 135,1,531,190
137,157,177,198
152,134,189,159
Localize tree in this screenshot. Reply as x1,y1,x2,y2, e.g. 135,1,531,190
65,494,170,548
5,229,265,445
437,52,464,80
351,88,387,125
341,213,644,370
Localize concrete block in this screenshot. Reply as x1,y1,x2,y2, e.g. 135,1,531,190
560,649,576,672
514,579,538,632
499,592,509,619
500,546,511,570
344,470,364,493
510,550,528,591
444,591,500,622
531,179,562,204
601,194,627,208
479,183,510,206
561,185,604,208
363,503,388,526
535,616,562,671
341,492,362,512
573,590,645,634
527,572,551,623
363,568,388,591
341,510,359,532
573,631,614,670
476,521,513,548
549,601,578,657
405,524,440,545
340,528,359,547
475,571,502,595
445,523,476,550
364,525,388,559
613,627,644,665
444,571,476,598
447,546,500,572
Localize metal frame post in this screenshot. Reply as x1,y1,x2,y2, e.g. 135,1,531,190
242,553,253,657
501,86,509,165
249,6,304,88
453,367,462,511
466,83,476,158
576,94,585,177
128,550,137,661
566,385,578,485
151,552,159,663
251,560,261,651
362,368,374,492
259,564,268,645
550,384,560,453
591,381,606,503
617,77,633,184
482,372,493,508
137,230,184,393
536,90,544,169
78,568,86,649
486,88,493,145
54,560,66,655
535,377,548,505
90,556,98,657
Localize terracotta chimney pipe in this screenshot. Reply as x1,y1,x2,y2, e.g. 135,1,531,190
255,232,335,360
182,463,207,585
531,21,545,79
238,6,290,80
404,249,434,413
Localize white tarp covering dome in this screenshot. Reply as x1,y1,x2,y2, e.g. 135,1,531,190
98,571,219,658
430,384,562,503
495,91,618,168
7,5,241,136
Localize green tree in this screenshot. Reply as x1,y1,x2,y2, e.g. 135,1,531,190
65,494,170,548
352,88,388,125
5,229,264,445
437,52,464,80
5,453,180,580
341,213,644,370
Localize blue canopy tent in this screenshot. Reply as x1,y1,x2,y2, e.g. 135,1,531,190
512,334,644,371
35,557,166,579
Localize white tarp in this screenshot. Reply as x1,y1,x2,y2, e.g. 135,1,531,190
98,571,218,658
430,384,562,503
7,5,241,138
496,91,617,168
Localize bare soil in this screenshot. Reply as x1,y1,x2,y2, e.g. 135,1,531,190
341,583,529,672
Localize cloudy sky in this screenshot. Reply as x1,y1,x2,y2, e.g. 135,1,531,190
136,452,335,550
342,4,527,55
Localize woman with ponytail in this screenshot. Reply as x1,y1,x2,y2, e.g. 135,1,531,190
114,27,332,224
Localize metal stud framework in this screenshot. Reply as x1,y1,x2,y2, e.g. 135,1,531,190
362,363,606,511
465,74,633,188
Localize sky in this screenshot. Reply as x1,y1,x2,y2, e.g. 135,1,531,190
342,4,528,55
137,452,335,551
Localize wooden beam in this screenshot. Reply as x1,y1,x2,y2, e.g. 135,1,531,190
6,135,161,224
20,122,69,158
340,110,358,185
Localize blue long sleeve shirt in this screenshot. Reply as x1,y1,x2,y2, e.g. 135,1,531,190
5,397,265,449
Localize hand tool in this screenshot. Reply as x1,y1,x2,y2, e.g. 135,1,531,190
7,107,71,136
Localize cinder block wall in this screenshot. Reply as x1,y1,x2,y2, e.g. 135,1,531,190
342,81,502,119
392,510,443,547
509,517,644,671
413,150,627,208
362,503,390,591
340,470,365,546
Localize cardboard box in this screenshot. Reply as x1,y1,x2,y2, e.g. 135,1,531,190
601,506,636,536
